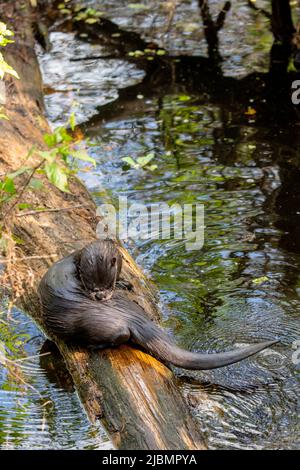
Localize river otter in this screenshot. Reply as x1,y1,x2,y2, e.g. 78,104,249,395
38,240,278,370
75,240,122,301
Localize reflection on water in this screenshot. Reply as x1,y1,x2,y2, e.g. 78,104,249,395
0,308,112,449
38,32,145,126
1,0,299,450
82,0,273,75
82,92,300,449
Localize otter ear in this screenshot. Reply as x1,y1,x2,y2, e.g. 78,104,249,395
111,257,117,266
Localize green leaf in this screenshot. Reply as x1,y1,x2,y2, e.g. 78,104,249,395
69,112,76,131
0,23,14,38
0,55,19,80
156,49,166,56
137,152,155,167
128,3,149,10
16,203,32,210
122,156,139,169
57,127,72,143
44,127,72,147
1,177,16,195
85,18,98,24
7,166,30,179
147,164,157,171
252,276,269,286
0,114,8,120
12,234,25,244
38,150,58,162
71,149,96,165
178,95,191,101
44,161,69,193
28,178,43,190
43,132,58,147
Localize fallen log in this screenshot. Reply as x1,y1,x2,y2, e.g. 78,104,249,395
0,0,206,450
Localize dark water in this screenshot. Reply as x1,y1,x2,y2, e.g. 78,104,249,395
82,93,300,450
1,0,299,450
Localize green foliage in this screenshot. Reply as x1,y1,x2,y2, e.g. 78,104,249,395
0,108,9,120
0,22,14,47
0,22,19,80
252,276,269,286
128,48,167,58
128,3,150,10
74,8,104,23
122,152,157,171
0,23,19,121
0,53,19,80
0,114,96,216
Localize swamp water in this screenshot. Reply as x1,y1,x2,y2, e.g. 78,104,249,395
0,0,299,449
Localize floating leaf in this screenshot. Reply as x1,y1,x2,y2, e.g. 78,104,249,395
137,152,155,167
85,18,98,24
128,3,149,10
245,106,256,116
60,8,71,15
122,156,139,169
252,276,269,285
178,95,191,101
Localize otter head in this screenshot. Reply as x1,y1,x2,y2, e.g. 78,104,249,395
78,240,122,301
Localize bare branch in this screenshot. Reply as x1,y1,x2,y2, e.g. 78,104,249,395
216,1,232,31
247,0,272,20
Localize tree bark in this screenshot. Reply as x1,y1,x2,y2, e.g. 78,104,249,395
0,0,206,450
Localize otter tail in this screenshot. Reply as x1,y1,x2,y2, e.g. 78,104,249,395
130,319,278,370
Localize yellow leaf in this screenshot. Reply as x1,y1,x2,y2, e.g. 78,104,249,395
245,106,256,116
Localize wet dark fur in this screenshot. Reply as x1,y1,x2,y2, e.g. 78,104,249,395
75,239,122,301
38,240,278,370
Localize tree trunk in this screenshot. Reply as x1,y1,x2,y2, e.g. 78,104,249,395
0,0,206,450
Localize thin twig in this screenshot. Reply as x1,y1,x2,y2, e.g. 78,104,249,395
247,0,271,20
16,203,89,217
14,351,51,362
2,160,44,221
161,0,177,42
0,254,58,263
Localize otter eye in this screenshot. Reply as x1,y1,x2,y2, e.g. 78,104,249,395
111,257,117,267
